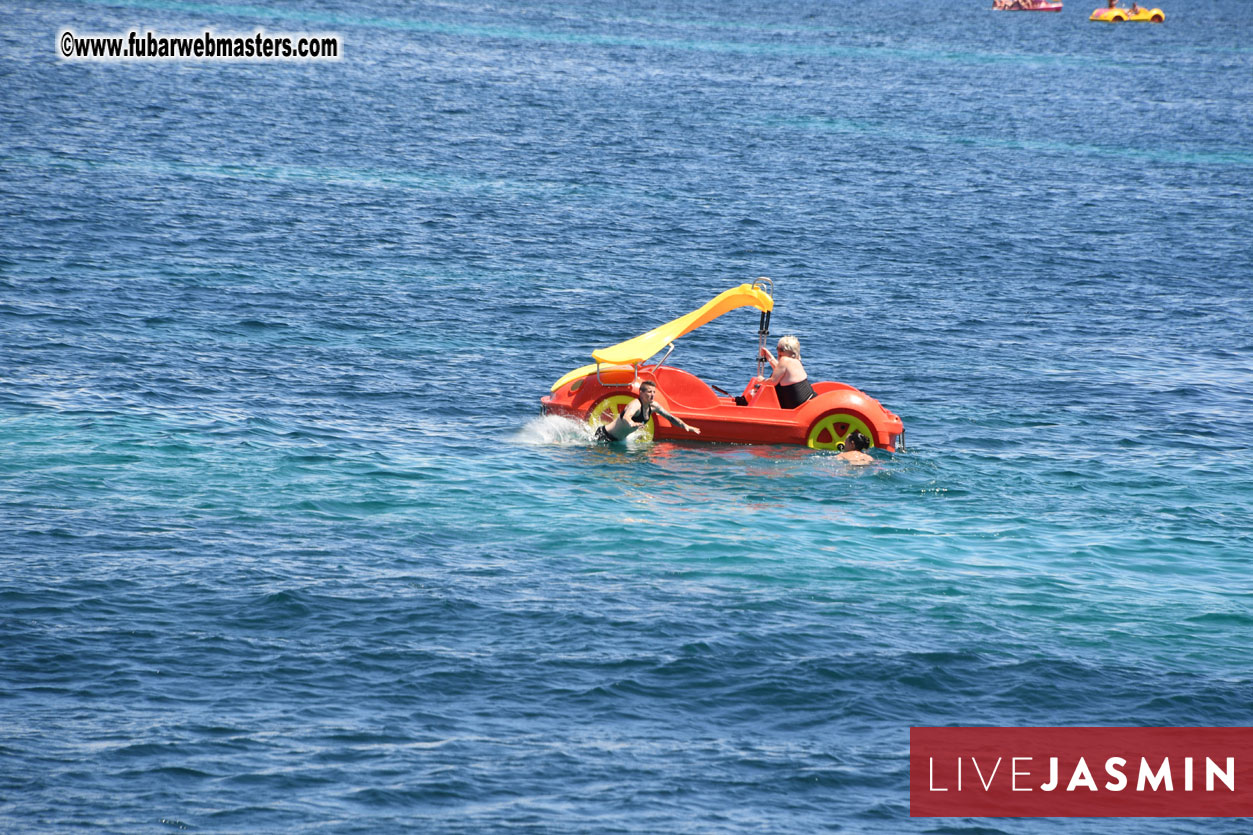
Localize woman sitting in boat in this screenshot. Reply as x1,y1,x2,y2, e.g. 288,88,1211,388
758,335,815,408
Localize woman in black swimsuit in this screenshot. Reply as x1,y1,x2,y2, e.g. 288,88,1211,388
758,335,815,409
595,380,701,442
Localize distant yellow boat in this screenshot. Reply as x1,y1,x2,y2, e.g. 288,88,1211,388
1090,5,1165,21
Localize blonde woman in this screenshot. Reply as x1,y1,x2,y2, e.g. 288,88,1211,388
757,335,815,409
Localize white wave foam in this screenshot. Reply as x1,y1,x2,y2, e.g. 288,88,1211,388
514,414,595,446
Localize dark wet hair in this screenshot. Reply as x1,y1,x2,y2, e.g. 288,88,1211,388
639,380,657,391
843,432,870,451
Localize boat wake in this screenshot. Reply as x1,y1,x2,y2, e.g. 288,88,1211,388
515,414,596,446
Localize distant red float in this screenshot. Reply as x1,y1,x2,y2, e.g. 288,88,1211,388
994,0,1064,12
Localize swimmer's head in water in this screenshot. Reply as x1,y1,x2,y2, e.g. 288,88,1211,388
841,431,870,452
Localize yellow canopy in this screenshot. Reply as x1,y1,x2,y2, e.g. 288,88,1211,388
594,283,773,364
550,284,773,391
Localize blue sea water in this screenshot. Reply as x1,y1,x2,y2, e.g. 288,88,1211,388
2,0,1252,831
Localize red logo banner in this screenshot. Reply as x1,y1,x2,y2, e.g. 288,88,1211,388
910,727,1253,817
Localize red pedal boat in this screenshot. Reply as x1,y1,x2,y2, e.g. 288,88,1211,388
540,280,905,452
994,0,1063,10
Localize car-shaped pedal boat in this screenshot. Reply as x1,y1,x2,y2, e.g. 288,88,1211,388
1090,5,1164,21
540,281,905,452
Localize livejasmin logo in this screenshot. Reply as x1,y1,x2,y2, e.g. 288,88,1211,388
910,727,1253,817
928,754,1235,793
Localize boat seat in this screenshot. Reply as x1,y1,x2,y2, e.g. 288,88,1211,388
748,383,779,409
651,367,720,409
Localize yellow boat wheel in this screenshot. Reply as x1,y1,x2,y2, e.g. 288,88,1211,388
588,394,654,442
807,412,875,451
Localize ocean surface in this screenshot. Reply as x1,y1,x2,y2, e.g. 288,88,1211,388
2,0,1252,831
